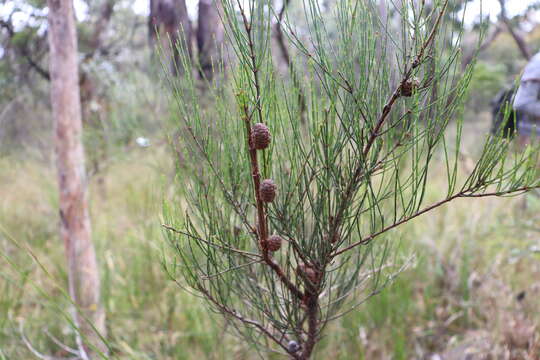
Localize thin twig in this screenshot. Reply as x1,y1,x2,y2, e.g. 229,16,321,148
333,185,540,257
44,328,80,356
162,224,262,259
198,286,293,357
20,322,80,360
0,19,50,80
330,0,450,253
201,259,262,280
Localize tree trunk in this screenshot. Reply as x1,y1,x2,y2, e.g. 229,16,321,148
47,0,107,357
197,0,225,80
498,0,532,60
461,24,503,70
150,0,192,75
88,0,115,53
273,0,306,123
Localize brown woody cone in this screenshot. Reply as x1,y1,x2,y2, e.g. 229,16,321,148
260,179,277,202
251,123,271,150
266,234,282,252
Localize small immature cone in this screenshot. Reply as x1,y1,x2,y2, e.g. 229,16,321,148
266,234,282,252
251,123,271,150
324,233,339,244
260,179,277,203
400,78,419,97
297,263,317,284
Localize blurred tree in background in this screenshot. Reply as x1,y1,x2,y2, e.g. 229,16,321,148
47,0,106,356
149,0,192,75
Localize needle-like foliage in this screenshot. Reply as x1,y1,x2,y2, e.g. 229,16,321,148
162,0,540,358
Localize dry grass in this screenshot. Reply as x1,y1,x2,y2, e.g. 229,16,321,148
1,122,539,359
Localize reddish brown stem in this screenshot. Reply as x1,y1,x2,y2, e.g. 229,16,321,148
241,106,303,300
236,1,304,303
299,290,319,359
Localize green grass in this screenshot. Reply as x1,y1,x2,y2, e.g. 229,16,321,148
1,132,539,359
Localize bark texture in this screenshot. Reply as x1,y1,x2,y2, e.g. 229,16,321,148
197,0,225,80
47,0,106,357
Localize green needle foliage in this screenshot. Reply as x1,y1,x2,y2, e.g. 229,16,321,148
162,0,540,358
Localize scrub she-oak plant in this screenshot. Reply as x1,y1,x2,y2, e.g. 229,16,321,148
163,0,540,358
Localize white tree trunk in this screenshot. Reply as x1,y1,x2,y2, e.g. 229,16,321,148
47,0,106,357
